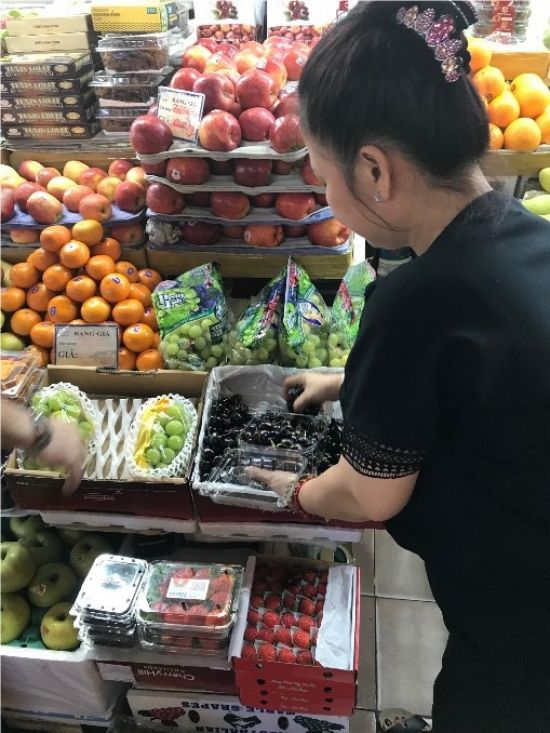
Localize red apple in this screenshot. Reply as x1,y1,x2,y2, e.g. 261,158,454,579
230,100,243,118
236,69,278,110
79,193,113,222
18,160,44,182
273,159,294,175
63,184,94,213
315,193,328,206
204,53,237,76
283,46,310,81
209,159,233,176
97,176,122,202
275,192,316,220
1,188,15,222
78,167,108,191
26,191,63,224
199,110,242,152
283,224,307,238
223,225,244,239
215,67,241,87
242,41,264,56
36,167,60,188
308,219,351,247
126,167,148,189
198,38,218,53
170,67,202,91
111,223,144,245
182,221,223,245
243,224,284,247
108,159,134,180
269,113,305,153
193,73,236,114
274,90,299,118
115,181,146,212
234,49,261,74
263,36,292,51
217,41,238,59
146,183,185,215
166,157,210,186
130,115,173,155
251,192,276,208
301,155,323,186
256,57,288,93
233,159,272,188
187,191,211,207
14,182,45,213
211,191,250,219
183,44,212,72
239,107,276,142
141,160,167,177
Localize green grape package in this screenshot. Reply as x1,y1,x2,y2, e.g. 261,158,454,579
153,263,230,371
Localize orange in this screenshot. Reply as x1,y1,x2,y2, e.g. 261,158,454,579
1,286,26,312
66,275,97,303
40,225,71,253
100,272,130,303
536,106,550,144
118,347,137,370
503,117,542,151
142,306,158,331
11,308,41,336
42,263,73,292
70,319,86,325
510,75,550,119
27,283,55,312
30,321,55,349
488,123,504,150
71,219,104,247
473,65,506,102
28,248,58,272
467,37,492,74
136,348,164,371
59,240,90,269
122,322,154,353
487,90,520,129
11,262,39,289
115,261,138,283
92,237,121,261
128,283,152,307
26,344,49,367
81,296,111,323
47,295,78,324
152,331,161,349
137,268,162,291
85,254,116,282
112,298,145,326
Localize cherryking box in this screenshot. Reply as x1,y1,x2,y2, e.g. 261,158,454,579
266,0,339,44
195,0,259,46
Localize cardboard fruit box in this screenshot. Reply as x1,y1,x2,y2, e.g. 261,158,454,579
5,366,206,519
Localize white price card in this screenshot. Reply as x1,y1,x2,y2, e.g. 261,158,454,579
54,323,119,369
167,578,210,601
158,87,205,143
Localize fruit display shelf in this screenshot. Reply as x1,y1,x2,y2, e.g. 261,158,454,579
481,147,550,177
146,171,325,195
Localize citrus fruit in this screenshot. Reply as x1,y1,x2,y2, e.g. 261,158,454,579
118,347,137,370
92,237,121,261
152,331,161,349
47,295,78,324
71,219,104,246
30,321,55,349
28,248,58,272
40,225,72,252
473,65,506,101
488,123,504,149
1,286,26,312
128,283,152,307
11,308,41,336
535,106,550,144
503,117,542,151
59,240,90,269
85,255,116,281
70,319,86,325
11,262,39,289
137,268,162,291
115,261,138,283
467,37,492,74
65,275,97,303
510,74,550,119
26,344,49,367
112,298,145,326
81,296,111,323
122,322,154,352
27,283,55,312
141,306,158,331
136,348,164,371
42,264,73,292
487,90,520,129
99,272,130,303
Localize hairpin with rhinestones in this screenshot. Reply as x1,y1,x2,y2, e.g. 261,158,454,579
396,5,465,83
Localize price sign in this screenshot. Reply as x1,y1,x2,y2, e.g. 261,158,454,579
54,324,119,369
158,87,205,143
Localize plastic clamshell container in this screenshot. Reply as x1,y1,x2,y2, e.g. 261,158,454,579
97,32,171,72
90,72,167,102
97,105,150,118
71,554,147,619
138,626,229,654
239,411,328,454
0,350,42,401
137,561,243,633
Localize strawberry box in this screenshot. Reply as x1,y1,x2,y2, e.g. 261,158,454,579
231,557,360,716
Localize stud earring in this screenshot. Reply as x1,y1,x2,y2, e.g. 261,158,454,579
374,191,384,203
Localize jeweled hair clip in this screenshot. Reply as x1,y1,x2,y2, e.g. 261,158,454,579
396,5,465,83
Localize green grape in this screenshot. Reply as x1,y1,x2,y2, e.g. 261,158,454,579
166,342,178,357
256,347,269,362
201,318,213,330
329,358,341,368
195,336,207,350
151,433,168,449
78,421,93,438
265,338,277,352
296,354,309,368
328,333,340,347
178,324,191,337
165,420,184,436
308,357,323,369
200,347,212,360
146,448,161,466
210,344,223,358
50,410,76,423
48,395,64,413
157,462,169,469
309,334,321,347
167,434,184,452
189,325,202,339
157,414,170,428
302,341,316,355
227,332,237,347
206,357,218,369
161,446,176,463
167,405,184,421
316,348,328,364
177,350,189,361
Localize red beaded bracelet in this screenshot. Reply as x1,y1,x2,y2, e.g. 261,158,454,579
290,476,317,518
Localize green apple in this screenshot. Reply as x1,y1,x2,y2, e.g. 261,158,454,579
539,168,550,194
1,592,31,644
1,261,12,287
69,534,111,578
27,562,77,608
56,529,85,547
0,312,5,330
522,194,550,216
0,332,25,351
40,602,79,651
10,515,45,540
0,542,36,593
18,531,64,567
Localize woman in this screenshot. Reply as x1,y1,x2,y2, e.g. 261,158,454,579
249,2,550,730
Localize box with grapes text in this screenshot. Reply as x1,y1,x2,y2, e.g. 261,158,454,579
5,366,206,519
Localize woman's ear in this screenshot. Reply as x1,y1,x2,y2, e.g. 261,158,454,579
357,144,392,203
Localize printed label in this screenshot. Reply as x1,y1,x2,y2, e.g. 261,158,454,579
167,578,210,601
54,324,119,368
194,0,256,25
158,86,204,143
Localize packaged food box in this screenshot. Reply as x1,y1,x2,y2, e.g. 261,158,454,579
5,14,92,36
1,104,97,125
90,71,166,103
3,121,100,140
0,68,93,95
97,32,171,73
0,51,93,79
0,89,96,111
267,0,339,44
0,350,42,401
91,0,180,33
5,32,96,55
195,0,258,46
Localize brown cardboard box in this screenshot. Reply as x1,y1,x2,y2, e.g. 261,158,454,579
2,121,100,140
5,33,95,54
0,51,93,79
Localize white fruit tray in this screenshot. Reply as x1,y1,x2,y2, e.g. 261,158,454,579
146,172,325,195
138,139,308,163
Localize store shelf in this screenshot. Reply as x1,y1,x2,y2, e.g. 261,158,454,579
481,148,550,177
37,509,198,535
196,521,364,544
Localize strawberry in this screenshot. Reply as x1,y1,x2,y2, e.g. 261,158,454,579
263,611,280,628
186,604,208,623
211,573,233,594
200,638,221,651
320,570,328,584
317,583,327,597
194,567,211,579
278,647,297,664
302,570,317,584
252,579,268,595
315,600,324,614
244,627,258,643
250,594,263,609
287,584,301,597
204,609,225,626
257,627,275,644
292,629,311,649
296,650,313,665
247,608,261,625
257,643,277,662
297,615,317,633
173,566,195,579
274,627,292,646
241,643,257,660
209,591,228,608
299,599,316,616
303,584,318,598
281,612,299,628
265,594,281,611
282,591,297,610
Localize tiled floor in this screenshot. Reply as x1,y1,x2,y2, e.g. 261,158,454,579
352,529,448,723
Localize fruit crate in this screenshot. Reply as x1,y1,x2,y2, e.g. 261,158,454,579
4,366,206,519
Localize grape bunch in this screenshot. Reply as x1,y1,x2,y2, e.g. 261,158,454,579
286,1,309,21
240,412,325,453
227,328,278,366
327,331,350,368
285,385,321,416
161,317,227,371
141,403,190,470
315,418,343,472
214,0,238,20
200,395,252,479
280,331,329,369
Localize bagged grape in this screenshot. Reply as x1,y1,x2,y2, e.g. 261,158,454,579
227,268,286,366
279,258,330,369
153,263,231,371
329,261,376,367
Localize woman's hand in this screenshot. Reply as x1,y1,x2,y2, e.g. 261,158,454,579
246,467,298,501
39,420,86,497
283,372,343,413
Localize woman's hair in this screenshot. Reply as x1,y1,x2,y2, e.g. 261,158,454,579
299,1,489,191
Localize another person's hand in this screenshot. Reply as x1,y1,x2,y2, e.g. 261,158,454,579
39,420,86,497
283,372,343,413
246,467,298,500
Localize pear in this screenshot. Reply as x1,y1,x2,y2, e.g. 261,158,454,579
522,194,550,217
538,168,550,194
